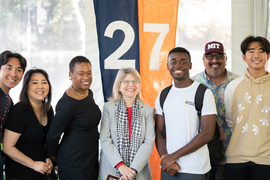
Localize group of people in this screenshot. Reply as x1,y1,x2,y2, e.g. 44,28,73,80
0,34,268,180
0,54,102,180
155,35,270,180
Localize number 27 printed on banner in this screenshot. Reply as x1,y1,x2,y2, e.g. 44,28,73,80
104,21,169,70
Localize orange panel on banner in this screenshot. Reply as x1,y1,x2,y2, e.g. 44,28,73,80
138,0,178,180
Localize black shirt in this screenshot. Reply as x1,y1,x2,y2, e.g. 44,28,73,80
5,102,54,180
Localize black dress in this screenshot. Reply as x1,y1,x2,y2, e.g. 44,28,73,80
46,89,101,180
4,102,54,180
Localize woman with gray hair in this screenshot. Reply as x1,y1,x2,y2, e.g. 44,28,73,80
99,68,155,180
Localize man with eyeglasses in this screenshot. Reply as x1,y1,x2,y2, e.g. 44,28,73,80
192,41,238,180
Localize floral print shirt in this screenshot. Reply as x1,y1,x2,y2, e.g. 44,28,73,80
192,70,239,155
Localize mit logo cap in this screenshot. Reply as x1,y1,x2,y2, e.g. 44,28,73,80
204,41,226,55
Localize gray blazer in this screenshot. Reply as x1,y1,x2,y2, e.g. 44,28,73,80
99,100,155,180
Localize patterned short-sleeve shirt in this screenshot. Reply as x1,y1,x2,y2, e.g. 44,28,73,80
192,70,239,152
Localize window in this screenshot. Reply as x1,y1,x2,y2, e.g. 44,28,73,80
0,0,86,106
176,0,231,76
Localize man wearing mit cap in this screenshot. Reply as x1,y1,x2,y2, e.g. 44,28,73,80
192,41,238,180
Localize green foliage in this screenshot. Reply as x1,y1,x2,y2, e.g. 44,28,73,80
0,0,85,51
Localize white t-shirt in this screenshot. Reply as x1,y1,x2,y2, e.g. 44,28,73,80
155,81,217,174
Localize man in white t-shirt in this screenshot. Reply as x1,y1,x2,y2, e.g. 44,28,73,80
155,47,217,180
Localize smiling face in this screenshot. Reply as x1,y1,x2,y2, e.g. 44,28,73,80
0,57,24,94
167,52,192,82
203,52,227,78
242,41,270,73
27,73,49,104
69,62,92,93
119,73,140,101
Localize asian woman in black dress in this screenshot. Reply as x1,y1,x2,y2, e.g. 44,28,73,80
46,56,101,179
3,69,53,180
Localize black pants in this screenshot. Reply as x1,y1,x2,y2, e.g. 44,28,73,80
5,174,21,180
208,165,224,180
223,161,270,180
161,169,208,180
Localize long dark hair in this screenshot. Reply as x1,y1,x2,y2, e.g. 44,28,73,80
20,68,52,113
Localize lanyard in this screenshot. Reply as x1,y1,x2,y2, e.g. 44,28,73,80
0,94,10,133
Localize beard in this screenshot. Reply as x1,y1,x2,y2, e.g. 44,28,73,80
210,69,222,77
209,62,223,77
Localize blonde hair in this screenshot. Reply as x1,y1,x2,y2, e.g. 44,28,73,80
109,68,143,102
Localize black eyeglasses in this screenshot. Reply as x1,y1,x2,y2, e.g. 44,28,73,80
204,54,225,60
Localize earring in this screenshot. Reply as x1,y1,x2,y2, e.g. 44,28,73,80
69,77,72,80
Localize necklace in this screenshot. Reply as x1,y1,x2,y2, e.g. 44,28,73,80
69,86,87,97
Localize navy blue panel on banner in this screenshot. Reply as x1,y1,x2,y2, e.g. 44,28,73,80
94,0,140,102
